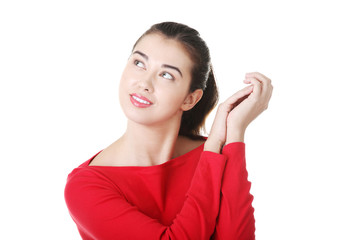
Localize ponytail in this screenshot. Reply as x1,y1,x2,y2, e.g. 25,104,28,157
179,66,219,139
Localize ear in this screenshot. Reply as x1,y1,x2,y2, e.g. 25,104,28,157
181,89,203,111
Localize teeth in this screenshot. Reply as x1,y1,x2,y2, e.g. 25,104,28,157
132,95,151,104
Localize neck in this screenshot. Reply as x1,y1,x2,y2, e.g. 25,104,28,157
119,118,182,166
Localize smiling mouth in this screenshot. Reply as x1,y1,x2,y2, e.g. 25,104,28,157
131,95,151,105
129,94,153,108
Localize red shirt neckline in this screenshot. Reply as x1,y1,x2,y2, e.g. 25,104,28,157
84,143,205,170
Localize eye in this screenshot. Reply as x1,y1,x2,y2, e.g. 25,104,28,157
161,72,174,80
134,60,145,69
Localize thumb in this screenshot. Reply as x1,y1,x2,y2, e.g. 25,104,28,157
224,85,254,109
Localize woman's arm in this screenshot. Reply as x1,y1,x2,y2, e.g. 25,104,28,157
225,72,273,144
210,72,273,239
212,142,255,239
65,150,226,240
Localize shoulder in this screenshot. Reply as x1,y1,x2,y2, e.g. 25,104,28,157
66,164,108,185
66,152,115,186
65,164,118,205
88,139,123,166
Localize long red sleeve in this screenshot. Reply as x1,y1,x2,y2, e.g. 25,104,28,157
64,149,226,240
212,142,255,239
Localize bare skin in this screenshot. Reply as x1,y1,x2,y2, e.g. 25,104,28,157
205,72,273,152
90,33,273,167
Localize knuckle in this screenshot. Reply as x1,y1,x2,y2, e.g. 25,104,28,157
218,102,225,110
218,102,229,111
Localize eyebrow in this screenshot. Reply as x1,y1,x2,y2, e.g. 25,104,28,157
162,64,183,77
133,50,148,60
132,50,183,77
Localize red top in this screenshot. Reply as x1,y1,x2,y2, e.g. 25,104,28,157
64,142,255,239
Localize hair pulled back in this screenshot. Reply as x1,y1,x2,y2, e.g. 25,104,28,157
133,22,219,139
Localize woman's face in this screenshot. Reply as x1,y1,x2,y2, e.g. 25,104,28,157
119,33,202,127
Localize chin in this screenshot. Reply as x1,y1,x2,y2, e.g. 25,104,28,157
120,102,154,125
125,111,154,125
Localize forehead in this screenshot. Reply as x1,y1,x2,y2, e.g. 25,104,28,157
133,34,193,73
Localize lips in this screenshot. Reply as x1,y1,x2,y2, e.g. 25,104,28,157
130,93,153,108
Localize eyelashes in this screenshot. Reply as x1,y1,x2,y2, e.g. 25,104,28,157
133,59,175,80
161,72,174,80
134,60,145,69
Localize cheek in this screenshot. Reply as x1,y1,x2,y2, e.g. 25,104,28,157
119,67,130,85
119,67,134,93
120,62,136,83
158,87,189,108
118,73,131,105
118,77,125,99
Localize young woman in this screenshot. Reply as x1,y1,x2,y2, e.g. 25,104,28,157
65,22,273,239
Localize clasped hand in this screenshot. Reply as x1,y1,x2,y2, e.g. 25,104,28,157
204,72,273,153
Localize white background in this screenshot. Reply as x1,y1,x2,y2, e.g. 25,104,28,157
1,0,359,239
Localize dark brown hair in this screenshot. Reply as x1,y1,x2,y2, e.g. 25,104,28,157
133,22,219,139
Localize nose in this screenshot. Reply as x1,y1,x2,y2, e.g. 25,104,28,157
138,72,154,92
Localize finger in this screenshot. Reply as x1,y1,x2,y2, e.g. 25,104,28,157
246,72,273,100
245,77,262,99
245,72,271,85
225,85,254,105
244,74,264,87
